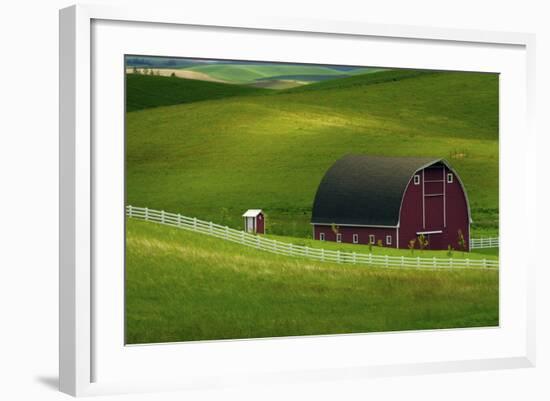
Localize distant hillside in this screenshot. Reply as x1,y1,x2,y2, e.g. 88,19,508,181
125,56,204,69
256,74,350,82
126,74,270,112
185,63,370,84
281,69,434,93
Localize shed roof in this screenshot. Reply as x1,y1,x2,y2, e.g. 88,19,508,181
242,209,263,217
311,155,445,227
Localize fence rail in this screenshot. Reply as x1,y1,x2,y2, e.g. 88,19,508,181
126,206,498,270
469,237,499,249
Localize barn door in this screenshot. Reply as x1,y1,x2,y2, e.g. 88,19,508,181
425,196,444,229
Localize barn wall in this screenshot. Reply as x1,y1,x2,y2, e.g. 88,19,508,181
398,165,470,251
313,225,398,248
444,167,470,251
398,173,424,249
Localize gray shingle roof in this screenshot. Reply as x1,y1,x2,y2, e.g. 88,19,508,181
311,155,442,227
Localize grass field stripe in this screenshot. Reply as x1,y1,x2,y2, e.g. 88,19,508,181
126,206,498,270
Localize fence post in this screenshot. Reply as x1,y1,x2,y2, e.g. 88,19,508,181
145,207,149,221
352,252,356,264
127,205,132,218
193,217,197,230
433,257,436,268
161,210,165,224
337,251,340,263
209,221,213,234
417,256,420,268
321,249,325,262
483,258,487,268
450,258,453,268
305,247,309,257
385,255,389,268
177,214,182,227
466,258,470,268
225,226,228,239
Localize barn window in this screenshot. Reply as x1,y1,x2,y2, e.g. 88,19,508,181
319,232,325,241
413,174,420,185
353,234,359,244
447,173,453,183
369,234,375,244
386,235,392,245
336,233,342,243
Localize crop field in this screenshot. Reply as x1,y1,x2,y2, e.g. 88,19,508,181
184,63,370,84
125,218,499,344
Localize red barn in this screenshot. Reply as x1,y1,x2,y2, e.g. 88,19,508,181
311,155,471,251
242,209,265,234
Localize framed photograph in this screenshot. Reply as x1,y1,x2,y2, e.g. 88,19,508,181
59,4,536,396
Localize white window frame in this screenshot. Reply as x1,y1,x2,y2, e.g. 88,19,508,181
319,232,325,241
447,173,453,183
369,234,375,244
336,233,342,243
353,234,359,244
414,174,420,185
386,235,392,245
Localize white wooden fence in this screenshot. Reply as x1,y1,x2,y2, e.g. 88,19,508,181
470,237,499,249
126,206,498,270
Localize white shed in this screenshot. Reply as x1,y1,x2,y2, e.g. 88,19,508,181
242,209,265,234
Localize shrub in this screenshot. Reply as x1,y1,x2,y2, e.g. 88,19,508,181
417,234,429,252
408,238,416,254
457,229,467,254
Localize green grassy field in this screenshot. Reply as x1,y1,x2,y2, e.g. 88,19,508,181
126,69,499,238
185,63,369,84
125,218,499,344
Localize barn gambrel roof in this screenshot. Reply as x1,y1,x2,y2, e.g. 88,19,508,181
311,155,469,227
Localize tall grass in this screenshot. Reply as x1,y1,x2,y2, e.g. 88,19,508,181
126,219,499,344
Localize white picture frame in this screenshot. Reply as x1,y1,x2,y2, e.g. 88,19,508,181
59,4,536,397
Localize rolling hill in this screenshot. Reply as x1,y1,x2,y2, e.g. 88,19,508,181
125,69,499,238
126,74,269,112
281,68,436,93
185,63,371,84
